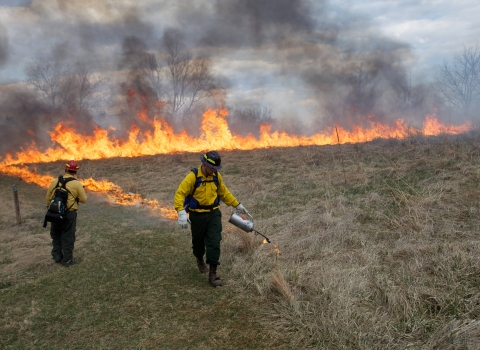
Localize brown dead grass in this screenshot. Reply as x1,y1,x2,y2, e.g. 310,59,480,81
3,132,480,348
0,178,110,288
0,179,61,286
268,269,293,302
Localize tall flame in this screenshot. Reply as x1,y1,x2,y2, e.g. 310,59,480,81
0,109,472,167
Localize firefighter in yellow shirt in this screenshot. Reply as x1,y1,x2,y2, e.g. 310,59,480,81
174,151,248,287
45,160,87,267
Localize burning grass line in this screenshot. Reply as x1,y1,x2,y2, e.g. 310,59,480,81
0,164,177,220
0,109,473,167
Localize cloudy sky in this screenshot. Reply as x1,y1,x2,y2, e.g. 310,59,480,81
0,0,478,127
339,0,480,74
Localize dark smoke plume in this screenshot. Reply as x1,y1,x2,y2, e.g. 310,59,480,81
197,0,317,48
0,87,48,155
0,0,436,157
0,22,9,68
163,0,415,131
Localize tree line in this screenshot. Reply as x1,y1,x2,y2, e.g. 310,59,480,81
22,42,480,129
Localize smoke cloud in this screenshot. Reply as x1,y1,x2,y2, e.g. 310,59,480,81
0,22,9,68
0,0,452,156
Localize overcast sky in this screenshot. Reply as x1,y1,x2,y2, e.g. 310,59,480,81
0,0,478,125
339,0,480,75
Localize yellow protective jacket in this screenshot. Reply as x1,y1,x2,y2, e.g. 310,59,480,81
46,174,88,211
174,166,239,213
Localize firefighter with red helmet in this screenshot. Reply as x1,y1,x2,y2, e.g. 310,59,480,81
174,151,248,287
45,160,87,267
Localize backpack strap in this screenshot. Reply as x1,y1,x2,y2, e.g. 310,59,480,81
190,168,219,195
56,176,79,212
189,168,199,198
186,168,220,211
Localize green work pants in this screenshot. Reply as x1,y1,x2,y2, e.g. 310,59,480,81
189,209,222,265
50,211,77,263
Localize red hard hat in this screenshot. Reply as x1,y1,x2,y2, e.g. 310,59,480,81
65,160,79,172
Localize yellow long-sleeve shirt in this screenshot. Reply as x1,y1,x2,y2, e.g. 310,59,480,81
174,166,239,212
46,174,87,211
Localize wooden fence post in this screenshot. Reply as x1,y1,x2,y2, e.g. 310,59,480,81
13,185,22,225
335,126,347,186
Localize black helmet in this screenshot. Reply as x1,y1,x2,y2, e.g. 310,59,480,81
200,150,222,170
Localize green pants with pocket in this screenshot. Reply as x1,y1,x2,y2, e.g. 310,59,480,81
189,209,222,265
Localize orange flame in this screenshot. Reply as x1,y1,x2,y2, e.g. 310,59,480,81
0,109,472,166
274,244,280,256
81,177,177,219
262,239,280,256
422,114,471,136
0,164,54,187
0,164,177,220
0,104,472,222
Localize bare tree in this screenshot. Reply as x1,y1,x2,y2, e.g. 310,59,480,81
435,44,480,119
186,57,214,112
162,29,214,120
230,103,273,136
346,64,381,116
72,61,109,116
25,59,73,110
395,73,427,109
139,53,164,101
26,59,108,117
132,30,215,121
164,34,193,118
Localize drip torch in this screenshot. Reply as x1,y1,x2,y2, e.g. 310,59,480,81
228,211,271,243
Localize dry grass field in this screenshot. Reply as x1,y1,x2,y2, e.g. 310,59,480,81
2,132,480,349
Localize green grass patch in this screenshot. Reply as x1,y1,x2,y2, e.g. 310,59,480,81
0,194,288,349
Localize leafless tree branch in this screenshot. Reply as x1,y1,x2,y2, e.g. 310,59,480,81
25,59,72,110
25,59,108,117
435,44,480,118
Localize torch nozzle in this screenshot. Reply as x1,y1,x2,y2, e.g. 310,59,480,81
253,229,271,243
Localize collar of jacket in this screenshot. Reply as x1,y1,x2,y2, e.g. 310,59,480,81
197,165,217,179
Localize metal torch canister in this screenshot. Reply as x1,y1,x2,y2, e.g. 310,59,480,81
228,212,254,233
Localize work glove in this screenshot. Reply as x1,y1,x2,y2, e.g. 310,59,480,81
177,210,189,229
235,203,249,215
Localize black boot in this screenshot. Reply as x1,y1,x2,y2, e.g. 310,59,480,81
196,256,208,273
209,264,222,287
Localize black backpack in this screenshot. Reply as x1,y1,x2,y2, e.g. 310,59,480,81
43,176,78,227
